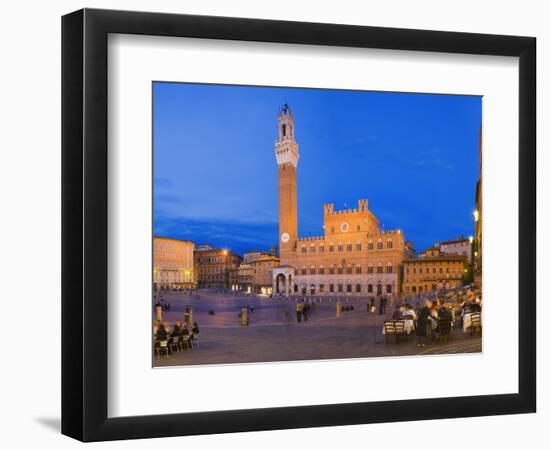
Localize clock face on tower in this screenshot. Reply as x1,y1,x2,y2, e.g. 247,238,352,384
340,222,350,233
281,232,290,243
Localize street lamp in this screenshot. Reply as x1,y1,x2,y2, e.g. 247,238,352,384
473,210,479,222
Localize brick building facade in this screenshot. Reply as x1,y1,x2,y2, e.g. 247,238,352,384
272,104,413,297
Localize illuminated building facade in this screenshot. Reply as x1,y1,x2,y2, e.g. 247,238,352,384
438,237,473,265
195,248,242,289
153,237,195,290
402,247,467,295
271,104,413,297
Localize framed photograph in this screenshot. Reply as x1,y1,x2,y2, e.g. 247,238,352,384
62,8,536,441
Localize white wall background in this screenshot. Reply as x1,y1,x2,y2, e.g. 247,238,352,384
0,0,546,448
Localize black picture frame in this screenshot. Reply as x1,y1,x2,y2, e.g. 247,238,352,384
62,8,536,442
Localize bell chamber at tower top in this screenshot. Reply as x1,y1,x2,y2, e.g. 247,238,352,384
275,104,299,167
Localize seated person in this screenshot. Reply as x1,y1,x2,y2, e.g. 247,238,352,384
155,323,168,341
392,306,403,320
470,301,482,313
190,322,200,339
170,320,182,337
180,323,190,336
403,304,416,320
438,304,453,322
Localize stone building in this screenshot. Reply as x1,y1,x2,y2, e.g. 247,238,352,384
235,263,254,293
236,255,280,295
153,237,195,291
271,104,412,297
243,250,275,264
251,255,280,295
402,247,467,295
194,248,242,289
438,236,473,264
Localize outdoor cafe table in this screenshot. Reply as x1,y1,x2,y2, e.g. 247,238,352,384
382,319,415,335
463,312,482,332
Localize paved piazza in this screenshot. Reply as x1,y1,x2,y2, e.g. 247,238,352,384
154,291,481,367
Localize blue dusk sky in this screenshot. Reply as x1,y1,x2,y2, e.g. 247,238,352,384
153,82,481,255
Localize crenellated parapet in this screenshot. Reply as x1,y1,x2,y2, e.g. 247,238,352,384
323,199,369,217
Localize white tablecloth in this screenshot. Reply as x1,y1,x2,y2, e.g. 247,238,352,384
382,319,415,335
463,312,482,332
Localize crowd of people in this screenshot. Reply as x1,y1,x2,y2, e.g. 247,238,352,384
153,320,200,354
381,288,482,347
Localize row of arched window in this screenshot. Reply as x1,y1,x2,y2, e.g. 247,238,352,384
293,283,393,295
298,262,393,276
300,238,394,254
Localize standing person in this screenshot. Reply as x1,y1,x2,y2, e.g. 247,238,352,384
416,300,432,347
296,301,303,323
378,296,383,315
368,297,375,313
303,300,310,322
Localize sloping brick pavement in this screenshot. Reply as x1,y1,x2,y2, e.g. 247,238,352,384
154,292,481,367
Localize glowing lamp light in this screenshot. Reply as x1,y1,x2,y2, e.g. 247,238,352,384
468,236,474,243
473,210,479,222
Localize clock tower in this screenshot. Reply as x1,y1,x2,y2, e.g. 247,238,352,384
275,104,299,259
